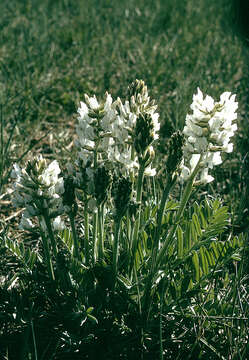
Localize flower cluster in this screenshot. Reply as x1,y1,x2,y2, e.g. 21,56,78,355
76,81,160,175
74,80,160,212
11,155,65,230
75,93,116,165
110,79,160,176
180,88,238,184
73,93,117,210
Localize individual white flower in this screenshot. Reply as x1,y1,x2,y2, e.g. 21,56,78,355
199,168,214,185
53,216,65,231
38,160,61,187
77,101,89,118
98,135,114,152
11,163,22,182
189,154,201,172
108,146,139,175
194,137,209,153
144,166,156,177
76,124,95,142
19,215,34,230
191,88,215,115
180,163,191,181
219,92,238,121
54,177,65,195
116,98,132,121
84,94,99,110
184,116,203,137
205,151,222,168
151,112,160,139
222,143,233,153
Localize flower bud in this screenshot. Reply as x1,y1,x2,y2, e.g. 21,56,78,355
127,79,147,99
142,146,155,167
127,79,158,115
93,165,112,205
134,113,155,155
62,175,76,209
113,176,132,219
166,131,185,175
88,198,97,213
128,200,139,222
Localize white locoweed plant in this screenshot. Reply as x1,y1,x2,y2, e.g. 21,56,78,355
5,81,246,356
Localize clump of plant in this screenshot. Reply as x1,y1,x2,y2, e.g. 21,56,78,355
0,80,247,360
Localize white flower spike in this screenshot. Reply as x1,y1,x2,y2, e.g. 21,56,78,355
180,88,238,184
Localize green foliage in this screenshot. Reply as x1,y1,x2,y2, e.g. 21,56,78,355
2,235,38,273
173,199,243,283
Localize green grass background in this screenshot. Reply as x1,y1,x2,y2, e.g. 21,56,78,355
1,0,248,125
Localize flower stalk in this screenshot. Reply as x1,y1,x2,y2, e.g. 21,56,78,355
97,204,105,262
93,212,98,262
130,161,146,270
113,216,121,283
156,154,203,268
153,175,177,255
42,208,58,258
84,197,90,265
68,211,79,259
39,221,55,281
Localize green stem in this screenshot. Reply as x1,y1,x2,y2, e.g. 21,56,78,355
126,212,131,252
93,142,98,262
156,158,202,268
93,212,98,262
130,161,146,272
133,265,144,350
31,319,38,360
69,211,79,259
128,219,135,277
151,176,157,203
153,175,177,257
131,146,136,185
136,161,146,203
134,265,142,316
159,304,163,360
97,204,105,262
159,281,166,360
42,209,57,258
94,150,98,169
84,199,90,265
113,216,121,282
39,225,55,281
